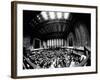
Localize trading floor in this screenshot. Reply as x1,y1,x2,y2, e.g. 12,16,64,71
23,11,91,69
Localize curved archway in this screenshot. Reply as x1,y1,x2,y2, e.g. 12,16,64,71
74,23,90,47
33,38,41,49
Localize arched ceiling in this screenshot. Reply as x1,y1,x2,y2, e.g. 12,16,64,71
23,10,90,41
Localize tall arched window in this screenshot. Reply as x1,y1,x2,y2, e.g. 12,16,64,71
33,38,41,49
67,32,74,46
69,38,73,46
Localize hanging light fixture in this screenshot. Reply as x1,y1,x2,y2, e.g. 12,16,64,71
40,11,70,21
56,12,62,19
64,13,70,19
49,12,55,19
41,11,48,20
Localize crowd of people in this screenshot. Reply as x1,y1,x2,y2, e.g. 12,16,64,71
23,47,90,69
